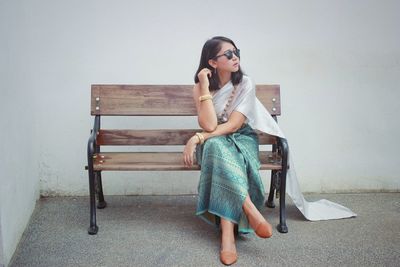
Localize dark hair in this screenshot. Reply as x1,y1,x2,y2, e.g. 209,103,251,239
194,36,244,92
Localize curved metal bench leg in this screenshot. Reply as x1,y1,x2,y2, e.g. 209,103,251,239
266,170,276,208
277,171,288,233
277,138,289,233
88,166,98,235
87,128,99,235
95,171,107,209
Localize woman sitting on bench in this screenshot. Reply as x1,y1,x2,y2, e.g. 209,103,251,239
182,36,356,266
183,36,272,265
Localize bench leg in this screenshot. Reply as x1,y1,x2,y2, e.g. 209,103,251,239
266,143,277,208
88,167,98,235
95,171,107,209
277,169,288,233
265,170,276,208
277,138,289,234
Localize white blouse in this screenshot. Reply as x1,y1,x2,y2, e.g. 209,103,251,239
211,75,357,221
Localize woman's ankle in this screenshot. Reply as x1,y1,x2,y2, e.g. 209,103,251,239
221,232,236,252
242,196,259,218
220,218,236,250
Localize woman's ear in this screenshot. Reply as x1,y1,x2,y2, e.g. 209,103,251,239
208,59,217,69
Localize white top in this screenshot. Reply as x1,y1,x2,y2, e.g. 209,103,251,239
211,75,357,221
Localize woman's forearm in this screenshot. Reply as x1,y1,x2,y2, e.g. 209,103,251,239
200,121,236,141
198,100,218,131
199,109,247,142
197,84,218,131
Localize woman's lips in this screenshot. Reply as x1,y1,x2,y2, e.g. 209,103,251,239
233,63,239,67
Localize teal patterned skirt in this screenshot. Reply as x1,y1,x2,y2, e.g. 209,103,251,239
195,123,265,234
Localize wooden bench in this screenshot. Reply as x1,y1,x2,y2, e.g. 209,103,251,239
86,84,289,235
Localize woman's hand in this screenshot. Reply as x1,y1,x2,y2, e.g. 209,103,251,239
183,135,200,167
197,68,213,89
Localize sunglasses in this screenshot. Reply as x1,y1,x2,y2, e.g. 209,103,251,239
213,49,240,60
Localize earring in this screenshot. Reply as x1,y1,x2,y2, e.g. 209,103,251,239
214,67,217,74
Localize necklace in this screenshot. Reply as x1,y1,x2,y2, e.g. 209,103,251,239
217,85,238,124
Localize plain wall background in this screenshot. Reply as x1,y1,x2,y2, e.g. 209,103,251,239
30,0,400,195
1,1,399,266
1,1,40,266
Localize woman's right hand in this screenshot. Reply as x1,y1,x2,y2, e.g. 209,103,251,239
197,68,212,88
183,135,200,168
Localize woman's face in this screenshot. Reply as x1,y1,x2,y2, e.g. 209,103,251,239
209,42,240,73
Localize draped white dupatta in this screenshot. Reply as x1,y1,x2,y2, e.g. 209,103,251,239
211,75,357,221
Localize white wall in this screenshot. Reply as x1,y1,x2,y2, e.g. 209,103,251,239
1,1,400,195
1,2,40,266
8,0,400,197
0,94,38,267
0,209,4,267
34,0,400,196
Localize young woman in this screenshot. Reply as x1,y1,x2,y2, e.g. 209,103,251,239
183,36,356,265
183,36,271,265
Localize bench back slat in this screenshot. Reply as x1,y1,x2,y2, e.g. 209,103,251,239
97,129,277,145
91,84,281,116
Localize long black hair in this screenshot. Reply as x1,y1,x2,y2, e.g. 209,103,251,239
194,36,244,92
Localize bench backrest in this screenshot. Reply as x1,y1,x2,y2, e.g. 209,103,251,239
91,85,281,116
91,84,281,145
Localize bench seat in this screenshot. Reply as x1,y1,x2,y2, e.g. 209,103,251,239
92,151,283,171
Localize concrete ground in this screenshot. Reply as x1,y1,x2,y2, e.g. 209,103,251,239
9,193,400,267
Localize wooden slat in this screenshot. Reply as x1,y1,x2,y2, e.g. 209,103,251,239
93,151,282,171
91,85,195,116
91,84,281,116
256,85,281,116
97,129,277,146
256,130,278,145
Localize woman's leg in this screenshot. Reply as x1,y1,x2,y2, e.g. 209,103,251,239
242,195,273,238
220,218,237,265
220,218,236,252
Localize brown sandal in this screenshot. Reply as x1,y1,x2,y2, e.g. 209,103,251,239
254,219,273,238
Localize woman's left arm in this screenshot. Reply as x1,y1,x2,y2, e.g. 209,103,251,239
183,111,246,167
200,111,246,140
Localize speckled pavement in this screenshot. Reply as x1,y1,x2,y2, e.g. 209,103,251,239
9,193,400,267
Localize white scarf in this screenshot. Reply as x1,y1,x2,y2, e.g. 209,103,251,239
212,75,357,220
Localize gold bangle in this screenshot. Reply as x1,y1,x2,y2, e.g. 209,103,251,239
195,134,202,144
199,94,212,102
195,133,202,144
195,132,205,144
195,134,201,144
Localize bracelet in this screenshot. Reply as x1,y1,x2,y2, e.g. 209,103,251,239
199,94,212,102
195,134,202,144
195,132,205,144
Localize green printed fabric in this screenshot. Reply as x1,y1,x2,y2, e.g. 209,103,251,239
195,123,265,234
